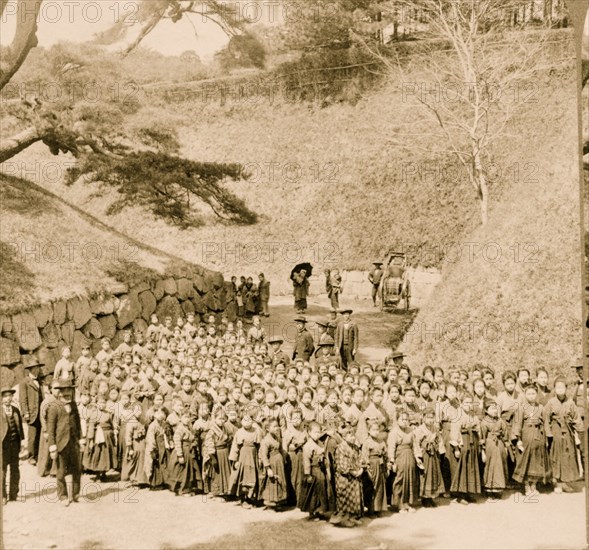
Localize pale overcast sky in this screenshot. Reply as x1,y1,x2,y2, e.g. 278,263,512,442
0,0,238,59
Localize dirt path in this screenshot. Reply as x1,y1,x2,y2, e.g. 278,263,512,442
258,295,415,363
2,462,585,549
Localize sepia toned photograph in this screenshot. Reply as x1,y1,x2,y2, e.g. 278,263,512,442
1,1,588,548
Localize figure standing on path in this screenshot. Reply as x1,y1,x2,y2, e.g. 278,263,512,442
334,309,359,371
258,273,271,317
292,269,310,314
368,262,383,307
325,269,342,310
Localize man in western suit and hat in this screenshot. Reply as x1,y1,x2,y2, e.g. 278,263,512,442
2,386,24,504
292,317,315,362
19,354,45,465
269,336,290,368
368,262,384,307
334,309,359,370
47,378,85,506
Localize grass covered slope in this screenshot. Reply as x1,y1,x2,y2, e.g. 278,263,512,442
401,73,583,373
0,175,199,314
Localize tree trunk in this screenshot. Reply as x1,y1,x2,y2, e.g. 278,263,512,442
473,147,489,225
0,126,43,163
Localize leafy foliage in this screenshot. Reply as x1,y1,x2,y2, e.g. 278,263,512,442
215,31,267,71
65,151,256,228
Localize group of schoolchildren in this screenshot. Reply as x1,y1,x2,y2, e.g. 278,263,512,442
10,310,586,526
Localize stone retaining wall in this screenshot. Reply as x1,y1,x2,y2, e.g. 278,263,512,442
0,270,235,384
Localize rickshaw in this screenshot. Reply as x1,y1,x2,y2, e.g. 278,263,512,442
379,251,410,311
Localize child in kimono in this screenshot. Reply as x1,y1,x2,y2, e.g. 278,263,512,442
333,423,364,528
259,418,288,508
535,368,552,406
544,377,583,493
229,411,261,508
124,404,148,487
479,399,509,498
387,411,419,513
438,383,460,497
300,421,330,520
449,393,482,504
168,410,202,496
414,407,445,507
144,408,168,490
202,407,234,499
511,384,551,495
86,396,118,481
496,370,520,481
282,407,307,507
193,400,212,488
361,420,388,515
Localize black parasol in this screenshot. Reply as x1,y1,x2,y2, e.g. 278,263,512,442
290,262,313,280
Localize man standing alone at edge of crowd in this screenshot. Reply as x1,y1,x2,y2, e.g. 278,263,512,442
368,262,383,307
292,317,315,361
19,354,44,465
335,309,359,371
47,378,84,506
258,273,270,317
2,386,24,505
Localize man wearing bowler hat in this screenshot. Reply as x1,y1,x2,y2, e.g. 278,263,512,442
2,385,24,504
47,377,84,506
269,336,290,368
334,309,359,370
292,317,315,362
368,262,384,307
19,354,45,465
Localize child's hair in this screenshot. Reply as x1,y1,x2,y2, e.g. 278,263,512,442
265,418,280,430
302,386,315,400
502,370,516,384
367,419,382,432
308,421,321,433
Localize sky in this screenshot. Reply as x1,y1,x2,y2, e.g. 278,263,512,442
0,0,240,60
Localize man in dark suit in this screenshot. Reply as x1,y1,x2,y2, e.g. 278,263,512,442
19,354,44,465
269,336,290,367
292,317,315,361
47,378,85,506
334,309,359,371
2,386,24,504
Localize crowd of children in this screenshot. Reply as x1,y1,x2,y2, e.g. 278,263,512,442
12,310,587,524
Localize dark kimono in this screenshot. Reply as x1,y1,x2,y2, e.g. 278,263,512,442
512,403,551,484
202,423,234,497
450,413,482,495
229,427,261,499
480,415,509,490
414,423,445,498
544,396,583,483
282,426,307,506
259,433,288,506
361,435,388,512
387,427,419,508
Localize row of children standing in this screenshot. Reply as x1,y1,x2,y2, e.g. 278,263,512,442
22,313,586,526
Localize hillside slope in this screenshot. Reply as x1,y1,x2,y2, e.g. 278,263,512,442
401,72,583,374
0,175,208,315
